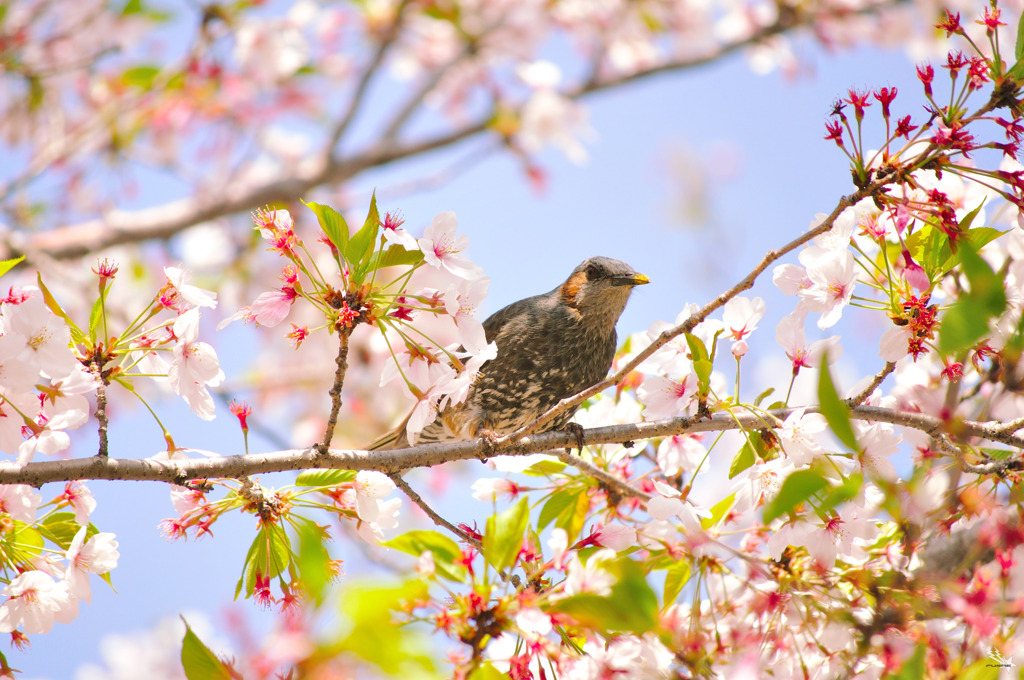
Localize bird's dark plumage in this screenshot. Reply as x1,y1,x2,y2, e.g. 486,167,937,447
370,256,648,449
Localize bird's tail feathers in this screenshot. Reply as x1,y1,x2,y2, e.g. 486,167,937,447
366,410,414,450
366,427,404,450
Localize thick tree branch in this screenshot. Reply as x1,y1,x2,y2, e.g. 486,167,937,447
4,404,1021,486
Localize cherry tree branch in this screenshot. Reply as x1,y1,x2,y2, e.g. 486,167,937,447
318,328,352,453
5,404,1021,487
847,362,898,408
556,449,652,503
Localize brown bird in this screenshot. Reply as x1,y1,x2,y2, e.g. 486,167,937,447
370,256,649,449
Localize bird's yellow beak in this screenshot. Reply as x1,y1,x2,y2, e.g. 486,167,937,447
613,272,649,287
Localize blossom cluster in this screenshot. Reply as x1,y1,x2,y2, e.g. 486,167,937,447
232,201,494,446
0,261,227,647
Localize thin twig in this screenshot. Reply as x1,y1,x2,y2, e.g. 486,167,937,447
388,472,483,550
847,362,897,408
319,329,352,454
556,450,651,502
89,356,109,457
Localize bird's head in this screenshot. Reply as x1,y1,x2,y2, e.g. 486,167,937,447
559,256,649,326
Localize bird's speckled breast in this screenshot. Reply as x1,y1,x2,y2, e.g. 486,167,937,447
470,301,617,433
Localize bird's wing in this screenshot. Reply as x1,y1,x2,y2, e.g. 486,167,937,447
481,293,546,342
368,294,552,449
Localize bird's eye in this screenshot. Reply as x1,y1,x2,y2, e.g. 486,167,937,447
585,263,601,280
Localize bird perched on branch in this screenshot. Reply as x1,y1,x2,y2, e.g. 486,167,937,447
370,256,649,449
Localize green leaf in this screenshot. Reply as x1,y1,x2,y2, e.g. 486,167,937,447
818,361,858,451
37,273,85,344
763,468,829,524
700,493,735,530
663,560,692,606
1007,59,1024,82
238,524,290,599
939,302,991,354
295,519,332,605
980,447,1013,460
336,580,436,675
817,474,863,515
729,437,757,479
306,202,350,254
551,558,658,634
753,387,775,408
469,663,508,680
384,530,466,582
370,244,424,270
121,65,160,89
554,488,590,544
520,457,566,476
294,468,356,486
345,191,381,273
957,657,1002,680
888,642,926,680
0,256,23,278
482,497,530,572
37,512,94,550
0,522,44,565
684,333,712,394
937,241,1008,354
88,287,109,344
538,489,576,530
181,619,234,680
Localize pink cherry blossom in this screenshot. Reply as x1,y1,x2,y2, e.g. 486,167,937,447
353,470,396,523
418,212,483,280
593,524,638,552
636,372,699,420
65,526,119,603
248,287,299,327
0,570,76,634
167,309,225,421
3,296,79,378
162,267,217,310
798,248,857,329
656,434,707,477
470,478,519,502
776,311,842,372
722,296,765,342
58,481,96,526
444,277,490,354
0,485,42,524
772,262,813,296
777,407,828,465
518,86,593,164
561,549,616,597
